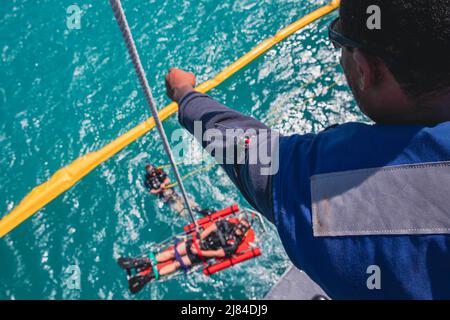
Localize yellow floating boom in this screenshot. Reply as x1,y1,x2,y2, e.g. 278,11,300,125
0,0,340,238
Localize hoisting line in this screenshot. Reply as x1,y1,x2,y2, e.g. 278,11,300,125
109,0,198,230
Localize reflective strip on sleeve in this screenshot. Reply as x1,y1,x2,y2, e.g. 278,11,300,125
311,161,450,237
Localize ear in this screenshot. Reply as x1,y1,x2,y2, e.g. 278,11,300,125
352,49,378,91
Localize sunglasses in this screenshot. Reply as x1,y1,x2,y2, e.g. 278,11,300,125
328,17,400,68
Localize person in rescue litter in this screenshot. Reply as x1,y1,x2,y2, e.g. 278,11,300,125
165,0,450,299
120,218,251,293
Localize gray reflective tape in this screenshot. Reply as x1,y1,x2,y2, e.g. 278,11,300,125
311,161,450,237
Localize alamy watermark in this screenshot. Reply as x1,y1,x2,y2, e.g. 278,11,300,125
366,265,381,290
66,5,82,30
65,265,81,290
366,5,381,30
167,121,280,176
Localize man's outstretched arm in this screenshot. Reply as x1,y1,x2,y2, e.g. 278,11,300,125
165,68,276,222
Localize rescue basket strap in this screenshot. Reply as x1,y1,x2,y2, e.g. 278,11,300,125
174,239,190,274
148,252,160,280
192,233,207,266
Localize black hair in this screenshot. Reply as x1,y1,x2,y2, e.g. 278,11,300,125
340,0,450,100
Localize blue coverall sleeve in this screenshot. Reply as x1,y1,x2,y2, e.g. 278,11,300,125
178,91,276,223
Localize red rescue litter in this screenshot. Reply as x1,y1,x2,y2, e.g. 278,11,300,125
203,248,261,276
184,204,240,232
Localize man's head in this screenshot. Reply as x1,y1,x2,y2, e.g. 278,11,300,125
334,0,450,124
234,218,250,237
145,164,155,174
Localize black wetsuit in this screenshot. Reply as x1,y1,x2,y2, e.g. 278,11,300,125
186,220,243,264
145,169,168,192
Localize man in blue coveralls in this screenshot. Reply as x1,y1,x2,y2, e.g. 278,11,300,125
165,0,450,299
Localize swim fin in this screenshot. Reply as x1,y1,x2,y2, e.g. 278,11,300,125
118,257,152,271
128,273,154,294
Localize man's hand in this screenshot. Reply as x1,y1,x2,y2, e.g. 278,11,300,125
190,243,198,255
150,188,161,194
165,68,196,102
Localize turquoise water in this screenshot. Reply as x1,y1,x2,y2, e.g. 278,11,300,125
0,0,364,299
